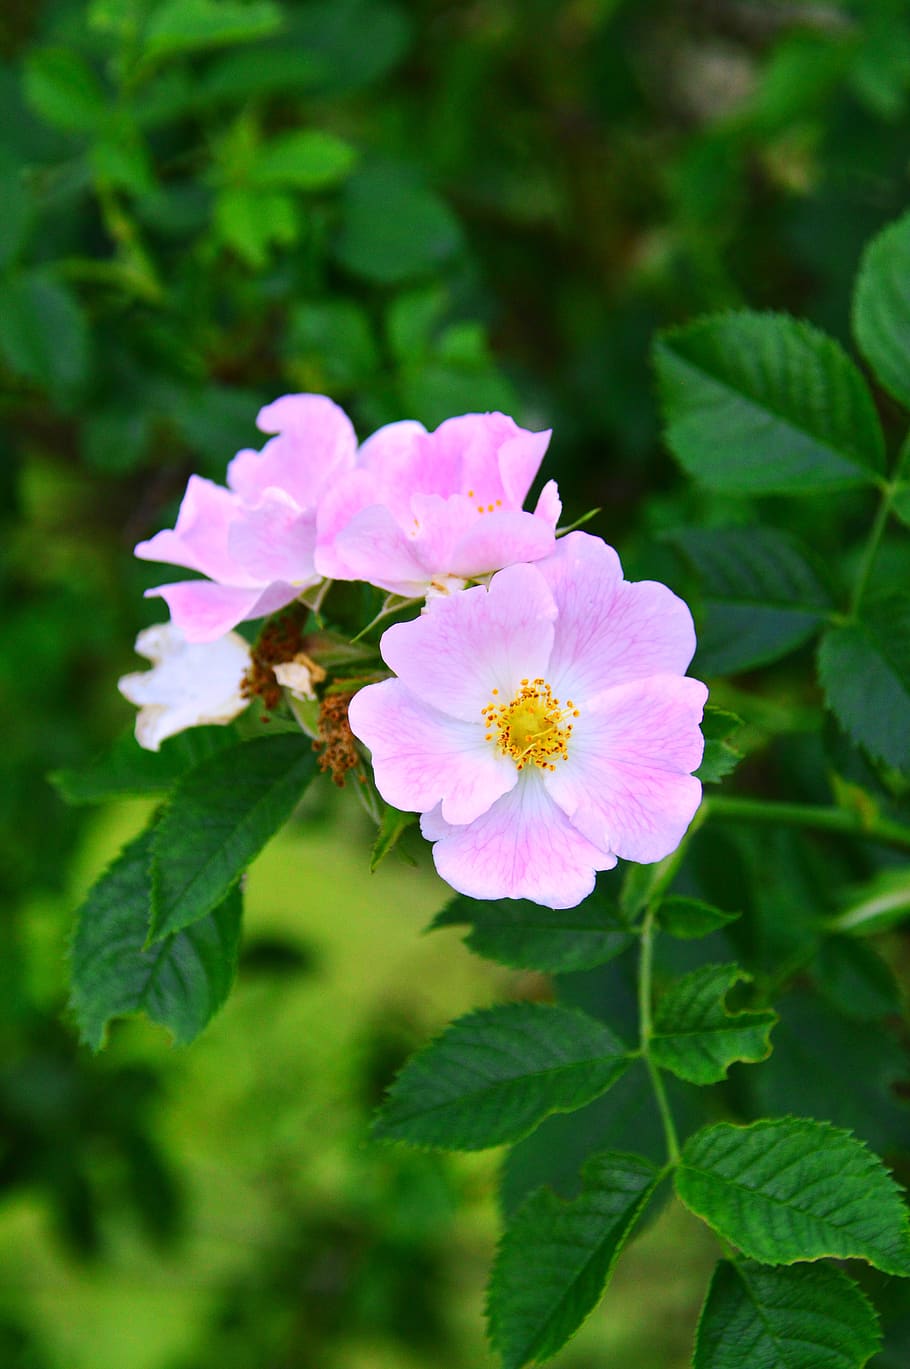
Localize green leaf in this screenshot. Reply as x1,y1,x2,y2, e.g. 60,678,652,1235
830,867,910,936
370,803,416,871
488,1151,662,1369
657,896,740,940
853,209,910,410
50,727,234,805
373,1003,632,1151
0,271,90,392
23,48,107,132
214,186,298,269
818,594,910,770
654,312,885,493
0,151,30,267
696,708,744,785
142,0,283,60
694,1259,881,1369
285,299,378,392
651,963,776,1084
669,527,832,674
334,165,463,284
250,129,358,190
70,825,242,1049
150,735,318,941
431,888,634,974
676,1118,910,1273
813,936,900,1022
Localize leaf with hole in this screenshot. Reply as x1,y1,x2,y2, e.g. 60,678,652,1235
651,963,775,1084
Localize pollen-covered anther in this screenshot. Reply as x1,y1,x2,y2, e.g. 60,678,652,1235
483,679,576,772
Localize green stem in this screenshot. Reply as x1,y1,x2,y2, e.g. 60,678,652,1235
849,430,910,618
638,905,680,1166
704,795,910,855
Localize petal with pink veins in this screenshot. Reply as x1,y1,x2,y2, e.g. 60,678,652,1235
227,393,358,509
326,504,433,596
147,578,300,643
380,563,556,722
545,674,708,863
446,507,556,578
348,679,516,824
537,532,697,702
227,492,319,586
422,769,616,909
134,476,248,583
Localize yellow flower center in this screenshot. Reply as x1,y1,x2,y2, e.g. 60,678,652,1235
482,678,578,772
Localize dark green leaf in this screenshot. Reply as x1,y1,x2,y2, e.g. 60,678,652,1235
676,1118,910,1273
694,1260,880,1369
0,151,30,266
818,594,910,770
70,825,242,1049
150,735,318,941
50,727,234,805
431,889,634,974
657,896,740,940
0,272,90,392
334,165,462,284
23,48,107,132
651,963,776,1084
670,527,832,674
654,312,885,493
853,209,910,410
488,1151,662,1369
814,936,901,1021
696,708,744,784
373,1003,632,1151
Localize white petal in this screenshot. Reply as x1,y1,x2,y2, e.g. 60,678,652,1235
118,622,251,751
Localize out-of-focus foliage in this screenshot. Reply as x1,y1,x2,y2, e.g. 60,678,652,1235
6,0,910,1365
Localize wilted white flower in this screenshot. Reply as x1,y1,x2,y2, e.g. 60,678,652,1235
118,622,252,751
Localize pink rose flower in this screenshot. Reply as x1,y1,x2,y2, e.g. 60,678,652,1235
315,411,561,597
135,394,358,642
348,532,708,909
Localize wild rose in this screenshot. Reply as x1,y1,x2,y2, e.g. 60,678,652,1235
315,411,561,598
118,622,252,751
135,394,358,642
348,532,707,909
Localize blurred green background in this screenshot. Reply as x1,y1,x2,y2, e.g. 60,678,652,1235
4,0,910,1364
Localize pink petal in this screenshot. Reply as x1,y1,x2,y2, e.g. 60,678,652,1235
545,674,708,863
534,478,562,528
227,493,319,587
422,769,616,909
146,578,300,643
495,420,552,506
380,563,556,723
135,476,249,583
227,393,358,509
537,532,697,702
357,420,429,519
446,508,556,578
348,679,516,824
314,468,379,574
325,503,432,594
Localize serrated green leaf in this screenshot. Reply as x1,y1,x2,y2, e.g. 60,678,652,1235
676,1118,910,1273
657,896,740,940
818,594,910,770
697,707,744,784
373,1003,632,1151
651,963,775,1084
694,1259,881,1369
654,312,885,493
0,271,90,392
853,209,910,410
370,802,416,871
431,889,634,974
250,129,357,190
488,1151,662,1369
70,825,242,1049
142,0,283,59
669,526,832,674
51,726,234,805
23,48,107,132
150,735,318,941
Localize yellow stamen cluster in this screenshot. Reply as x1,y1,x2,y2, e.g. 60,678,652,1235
482,678,579,772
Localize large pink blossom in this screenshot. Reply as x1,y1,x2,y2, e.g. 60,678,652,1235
135,394,358,642
348,532,707,909
315,411,560,597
